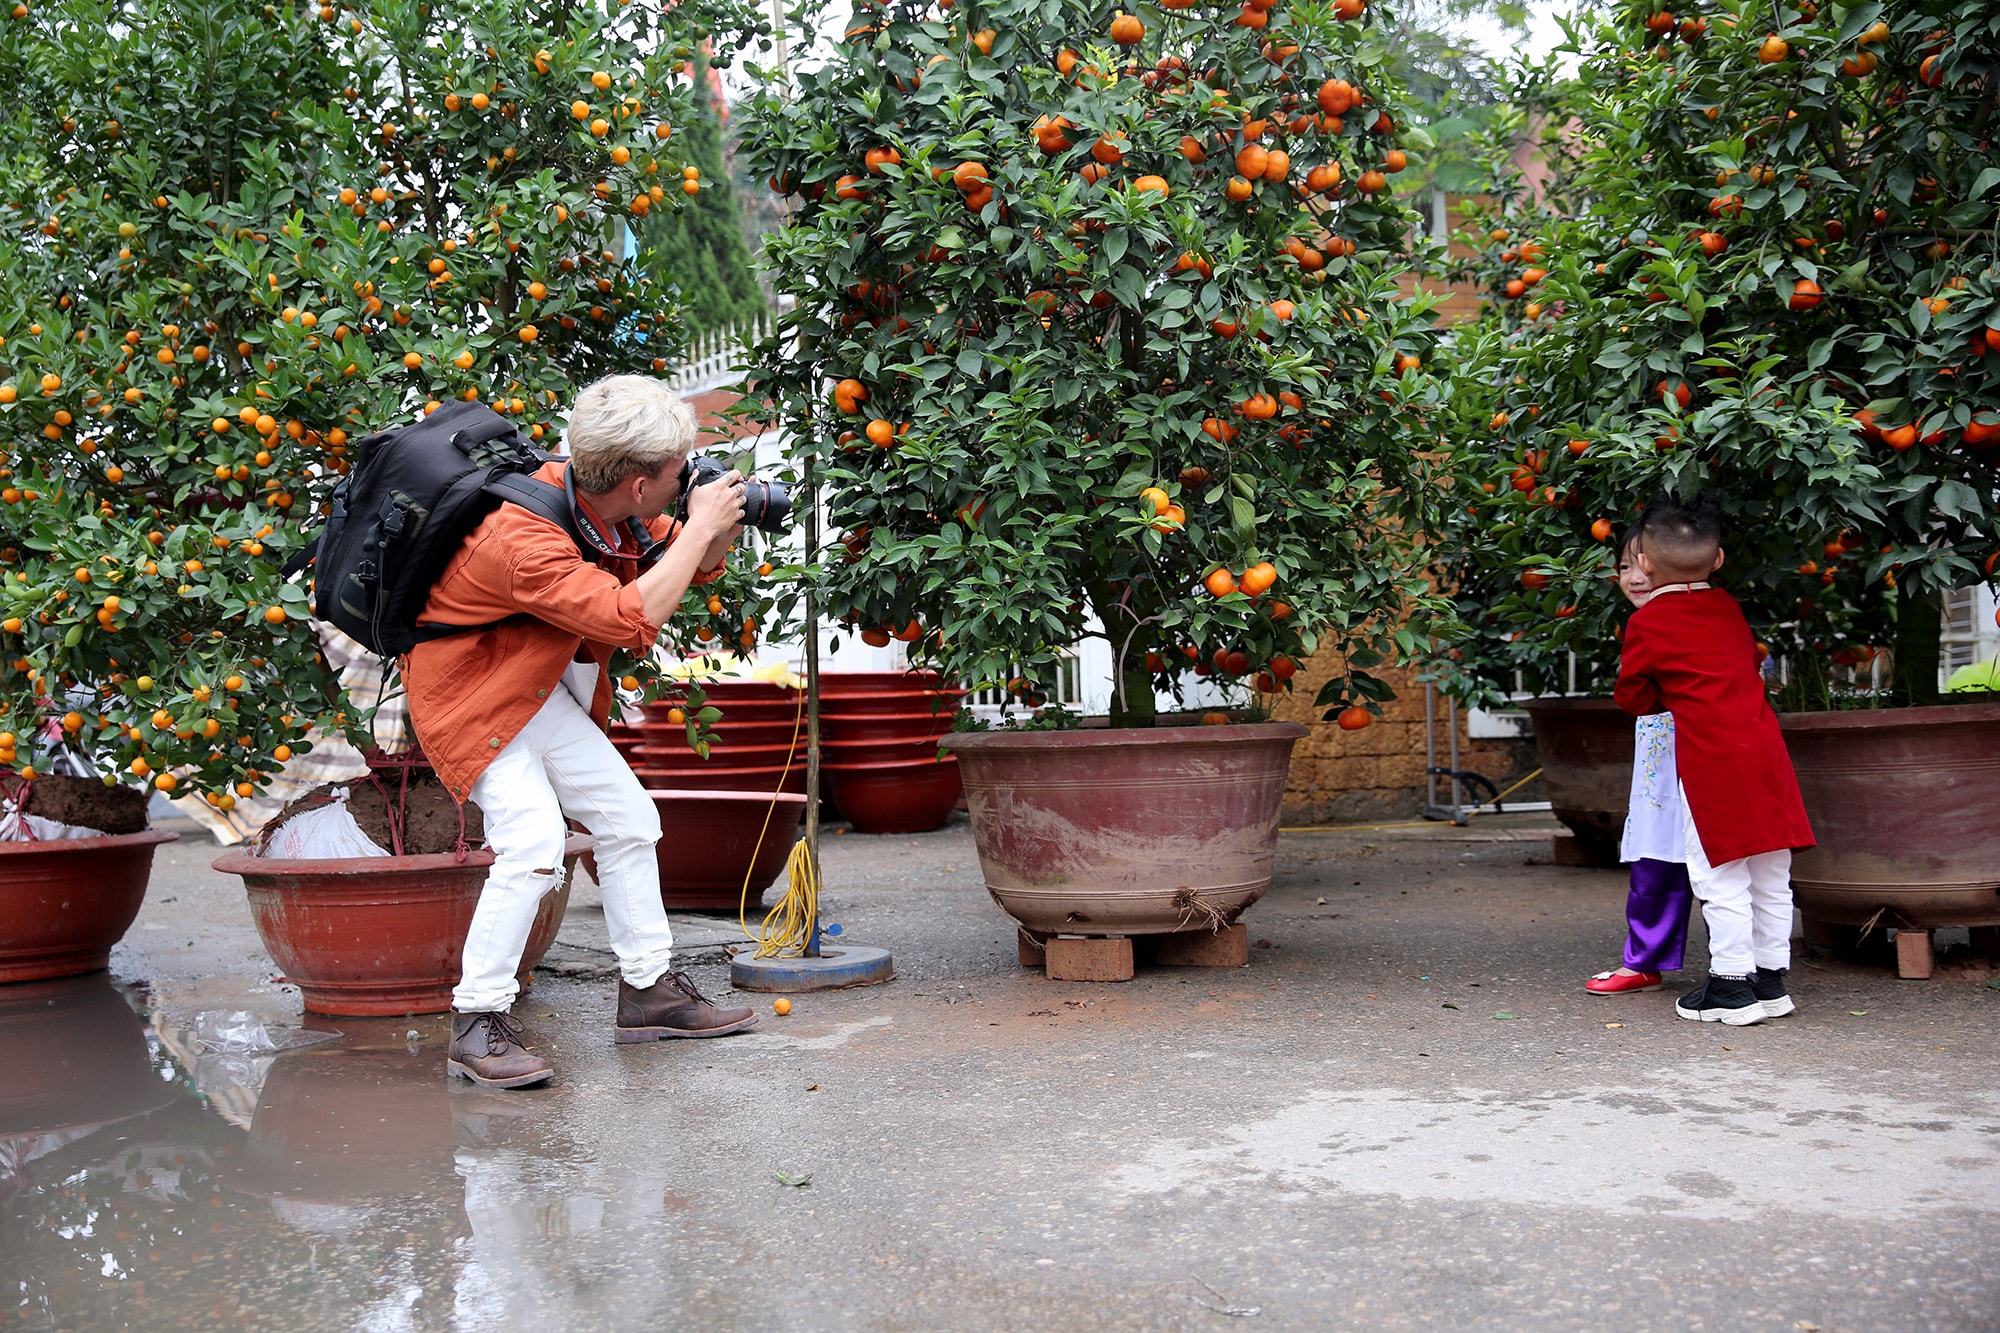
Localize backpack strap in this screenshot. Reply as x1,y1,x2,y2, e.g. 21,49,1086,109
483,471,593,556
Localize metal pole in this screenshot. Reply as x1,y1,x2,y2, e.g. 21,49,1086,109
1424,680,1437,812
803,445,822,959
1446,693,1463,822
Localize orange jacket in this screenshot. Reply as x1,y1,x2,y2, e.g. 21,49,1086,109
402,461,717,801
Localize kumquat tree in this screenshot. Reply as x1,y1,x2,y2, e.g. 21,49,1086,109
0,0,765,805
739,0,1457,727
1435,1,2000,709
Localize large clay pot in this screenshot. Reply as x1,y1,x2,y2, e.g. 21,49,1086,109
649,790,808,909
214,833,587,1016
938,723,1306,936
822,755,962,834
1519,698,1634,861
1779,701,2000,929
0,974,181,1139
0,830,177,983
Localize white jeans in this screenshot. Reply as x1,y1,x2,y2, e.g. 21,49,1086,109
454,672,673,1012
1680,784,1792,977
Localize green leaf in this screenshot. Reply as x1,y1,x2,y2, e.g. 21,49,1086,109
1229,495,1256,533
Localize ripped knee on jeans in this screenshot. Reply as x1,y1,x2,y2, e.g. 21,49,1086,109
532,865,560,876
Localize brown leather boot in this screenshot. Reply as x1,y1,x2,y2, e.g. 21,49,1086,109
615,971,759,1043
447,1011,554,1088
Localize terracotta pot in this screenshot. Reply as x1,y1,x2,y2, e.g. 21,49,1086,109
0,973,181,1138
214,833,587,1016
0,830,177,984
1518,698,1633,860
821,710,960,743
822,756,963,834
649,790,809,909
1779,702,2000,928
938,723,1306,934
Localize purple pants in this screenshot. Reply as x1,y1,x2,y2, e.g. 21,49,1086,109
1623,857,1695,972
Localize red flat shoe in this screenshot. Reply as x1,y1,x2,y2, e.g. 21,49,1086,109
1585,969,1662,994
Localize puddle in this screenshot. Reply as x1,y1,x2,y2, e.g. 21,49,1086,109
0,975,746,1330
1108,1072,2000,1220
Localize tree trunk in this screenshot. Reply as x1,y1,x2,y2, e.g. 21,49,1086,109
1093,579,1157,729
1107,654,1158,729
1893,580,1943,707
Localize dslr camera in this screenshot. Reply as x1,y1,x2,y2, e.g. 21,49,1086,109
678,454,791,533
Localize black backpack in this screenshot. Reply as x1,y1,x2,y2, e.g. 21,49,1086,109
293,402,659,657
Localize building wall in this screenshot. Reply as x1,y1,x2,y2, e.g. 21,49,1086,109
1261,652,1541,826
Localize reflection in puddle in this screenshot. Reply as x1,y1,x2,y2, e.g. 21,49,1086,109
0,976,729,1329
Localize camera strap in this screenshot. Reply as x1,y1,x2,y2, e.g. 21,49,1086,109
560,463,667,567
483,466,665,571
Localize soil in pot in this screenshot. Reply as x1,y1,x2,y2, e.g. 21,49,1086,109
264,769,482,856
8,776,148,836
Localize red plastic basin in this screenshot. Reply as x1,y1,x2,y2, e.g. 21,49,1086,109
822,756,962,835
822,710,961,744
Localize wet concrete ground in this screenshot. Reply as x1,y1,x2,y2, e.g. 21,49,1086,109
5,812,1998,1331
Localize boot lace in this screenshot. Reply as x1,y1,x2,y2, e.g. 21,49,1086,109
473,1010,529,1057
664,970,714,1007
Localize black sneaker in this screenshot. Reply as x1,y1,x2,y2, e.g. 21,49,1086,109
1674,974,1765,1026
1753,967,1795,1018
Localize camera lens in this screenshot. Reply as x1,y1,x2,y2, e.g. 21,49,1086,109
745,480,791,533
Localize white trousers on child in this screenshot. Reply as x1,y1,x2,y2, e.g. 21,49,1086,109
1679,784,1792,978
453,669,673,1012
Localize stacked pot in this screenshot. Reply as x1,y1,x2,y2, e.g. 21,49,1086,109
614,680,810,794
607,680,810,910
818,671,966,835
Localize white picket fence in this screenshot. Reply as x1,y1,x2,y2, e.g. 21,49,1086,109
663,317,767,396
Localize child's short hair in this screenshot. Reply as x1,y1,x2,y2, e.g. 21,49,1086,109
1638,490,1722,573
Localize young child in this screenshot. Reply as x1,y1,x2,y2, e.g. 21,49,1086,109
1586,525,1695,996
1614,491,1815,1025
